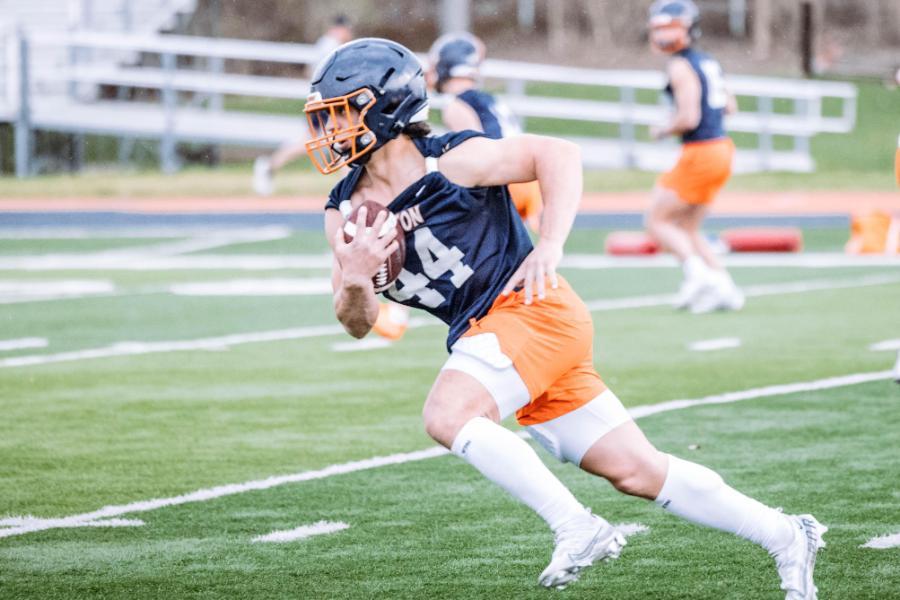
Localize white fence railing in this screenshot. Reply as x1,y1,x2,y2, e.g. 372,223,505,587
0,29,857,177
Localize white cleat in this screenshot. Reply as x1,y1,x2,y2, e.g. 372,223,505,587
690,276,745,314
773,514,828,600
673,277,710,310
538,512,627,590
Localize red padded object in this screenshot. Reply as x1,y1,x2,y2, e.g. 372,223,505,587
605,231,661,256
343,200,406,292
721,228,803,253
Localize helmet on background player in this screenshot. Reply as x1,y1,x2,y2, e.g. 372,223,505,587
427,32,486,92
648,0,700,54
304,38,430,174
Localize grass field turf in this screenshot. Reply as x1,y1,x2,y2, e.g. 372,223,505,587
1,229,899,599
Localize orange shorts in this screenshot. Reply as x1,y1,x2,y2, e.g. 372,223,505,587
658,137,735,205
895,145,899,187
460,275,606,426
509,180,543,224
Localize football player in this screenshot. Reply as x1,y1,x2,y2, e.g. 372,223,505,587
308,38,825,598
427,32,543,232
644,0,744,313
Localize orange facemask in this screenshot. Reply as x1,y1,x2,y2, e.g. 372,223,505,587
649,23,690,54
304,88,378,174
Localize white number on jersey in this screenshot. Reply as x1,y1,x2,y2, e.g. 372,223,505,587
385,226,474,308
699,59,727,110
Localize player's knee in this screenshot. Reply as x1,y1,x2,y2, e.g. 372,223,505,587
608,454,668,499
422,397,466,447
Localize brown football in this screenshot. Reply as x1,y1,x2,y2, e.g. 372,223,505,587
342,200,406,293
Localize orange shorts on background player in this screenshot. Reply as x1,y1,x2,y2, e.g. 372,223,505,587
460,275,606,426
509,180,543,229
895,135,899,187
658,137,735,204
846,211,900,255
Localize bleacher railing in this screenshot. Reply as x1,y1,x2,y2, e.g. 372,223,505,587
1,29,857,177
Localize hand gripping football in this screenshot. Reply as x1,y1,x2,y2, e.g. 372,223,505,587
342,200,406,293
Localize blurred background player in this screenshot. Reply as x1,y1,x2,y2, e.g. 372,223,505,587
252,15,354,196
311,37,826,597
643,0,743,314
427,32,542,232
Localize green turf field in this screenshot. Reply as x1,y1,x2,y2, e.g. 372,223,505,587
1,228,899,599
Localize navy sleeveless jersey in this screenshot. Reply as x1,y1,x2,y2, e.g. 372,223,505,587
325,131,534,351
665,47,727,143
456,89,522,140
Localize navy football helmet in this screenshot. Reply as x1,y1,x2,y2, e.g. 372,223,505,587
428,32,485,92
648,0,700,51
304,38,429,174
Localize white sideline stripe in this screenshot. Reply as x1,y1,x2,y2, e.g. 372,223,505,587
3,252,900,271
170,278,332,297
252,521,349,543
0,227,283,240
0,337,48,352
870,339,900,352
562,253,900,270
861,532,900,549
689,338,742,352
2,274,897,370
1,369,892,541
615,523,649,537
332,338,393,353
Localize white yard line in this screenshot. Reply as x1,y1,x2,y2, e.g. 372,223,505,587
861,532,900,549
89,227,292,258
3,274,897,370
2,252,900,271
332,338,394,353
0,337,47,352
0,280,116,304
0,324,348,368
627,370,892,420
688,338,742,352
870,339,900,352
252,521,349,543
0,369,892,541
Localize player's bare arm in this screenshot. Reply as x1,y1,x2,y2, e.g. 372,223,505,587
725,89,738,115
653,58,701,139
441,98,484,132
441,134,583,303
325,206,398,338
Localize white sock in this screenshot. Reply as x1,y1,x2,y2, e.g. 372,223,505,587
655,454,794,554
682,255,709,282
452,417,587,531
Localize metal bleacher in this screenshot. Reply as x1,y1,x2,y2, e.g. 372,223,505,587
0,23,857,177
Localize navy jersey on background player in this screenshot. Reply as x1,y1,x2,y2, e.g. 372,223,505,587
325,131,533,350
456,89,522,140
664,47,727,143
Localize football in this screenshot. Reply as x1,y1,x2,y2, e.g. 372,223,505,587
343,200,406,292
